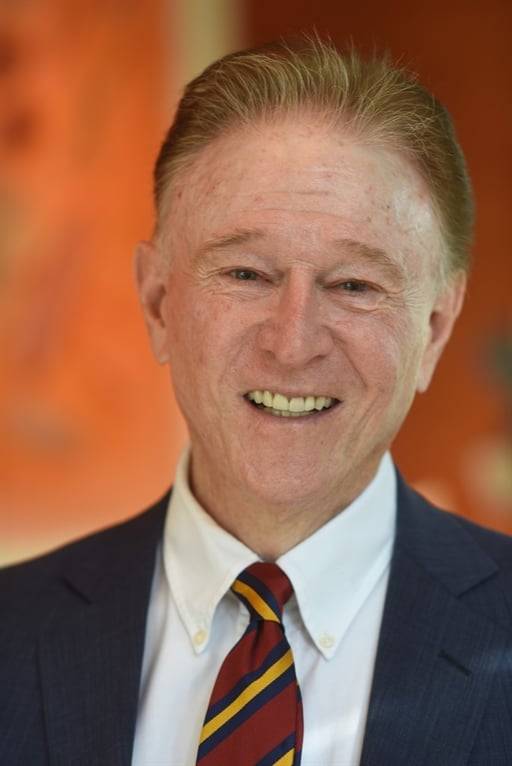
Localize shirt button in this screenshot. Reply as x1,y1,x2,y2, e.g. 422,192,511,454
193,629,207,646
318,633,335,650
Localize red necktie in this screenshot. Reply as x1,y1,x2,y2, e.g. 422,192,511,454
196,562,304,765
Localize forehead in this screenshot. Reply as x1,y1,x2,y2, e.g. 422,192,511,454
167,118,442,274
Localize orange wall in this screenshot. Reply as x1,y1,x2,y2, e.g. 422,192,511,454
246,0,512,531
0,1,187,564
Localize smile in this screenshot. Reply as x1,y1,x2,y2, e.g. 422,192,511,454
245,390,339,417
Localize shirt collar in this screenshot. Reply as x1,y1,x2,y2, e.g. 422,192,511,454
163,447,258,654
277,453,396,658
163,446,396,658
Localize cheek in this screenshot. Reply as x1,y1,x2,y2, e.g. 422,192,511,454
165,288,242,381
163,281,204,375
338,311,423,393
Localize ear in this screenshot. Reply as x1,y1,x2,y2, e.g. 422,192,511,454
416,271,467,393
133,240,171,364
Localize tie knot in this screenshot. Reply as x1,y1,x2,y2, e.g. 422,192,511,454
231,562,293,623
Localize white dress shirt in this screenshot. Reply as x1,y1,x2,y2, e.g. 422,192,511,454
132,447,396,766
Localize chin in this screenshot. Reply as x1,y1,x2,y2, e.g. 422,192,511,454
239,455,335,508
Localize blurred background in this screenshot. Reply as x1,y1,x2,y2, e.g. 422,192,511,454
1,0,511,566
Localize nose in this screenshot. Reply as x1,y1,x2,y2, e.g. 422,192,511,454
256,276,334,369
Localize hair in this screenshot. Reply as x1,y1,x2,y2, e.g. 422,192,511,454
153,35,474,278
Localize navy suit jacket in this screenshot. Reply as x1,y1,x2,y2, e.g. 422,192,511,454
2,475,512,765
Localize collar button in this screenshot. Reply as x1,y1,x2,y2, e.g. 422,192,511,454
193,629,207,646
318,632,335,650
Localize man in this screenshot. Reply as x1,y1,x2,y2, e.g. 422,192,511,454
2,37,512,766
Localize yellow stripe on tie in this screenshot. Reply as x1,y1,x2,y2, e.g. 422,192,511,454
232,580,280,622
200,649,293,744
273,748,295,766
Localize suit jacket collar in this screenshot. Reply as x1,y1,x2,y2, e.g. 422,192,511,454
393,474,497,595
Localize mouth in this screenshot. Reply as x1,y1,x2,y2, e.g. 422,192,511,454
244,389,340,418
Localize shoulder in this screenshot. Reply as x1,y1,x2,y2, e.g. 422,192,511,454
446,509,512,564
396,474,512,625
405,478,512,563
0,490,170,616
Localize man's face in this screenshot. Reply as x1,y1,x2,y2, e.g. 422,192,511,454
136,118,464,510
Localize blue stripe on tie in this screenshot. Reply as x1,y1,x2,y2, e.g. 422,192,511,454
197,664,296,759
255,732,296,765
203,637,290,723
237,569,283,619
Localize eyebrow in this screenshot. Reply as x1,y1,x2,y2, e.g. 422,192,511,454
196,228,265,261
332,238,406,283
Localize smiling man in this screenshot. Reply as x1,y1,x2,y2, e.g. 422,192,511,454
136,115,459,562
2,38,512,766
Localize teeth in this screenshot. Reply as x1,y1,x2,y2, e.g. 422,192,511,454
273,393,289,411
304,396,315,411
247,390,336,415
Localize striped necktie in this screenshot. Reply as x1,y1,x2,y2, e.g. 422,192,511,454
196,562,304,765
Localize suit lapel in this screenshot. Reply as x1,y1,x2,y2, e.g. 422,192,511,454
361,477,508,766
38,496,168,766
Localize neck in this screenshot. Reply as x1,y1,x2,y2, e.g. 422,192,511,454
188,452,380,559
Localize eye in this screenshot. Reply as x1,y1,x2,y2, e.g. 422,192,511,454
338,280,373,293
332,278,385,310
229,269,259,281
